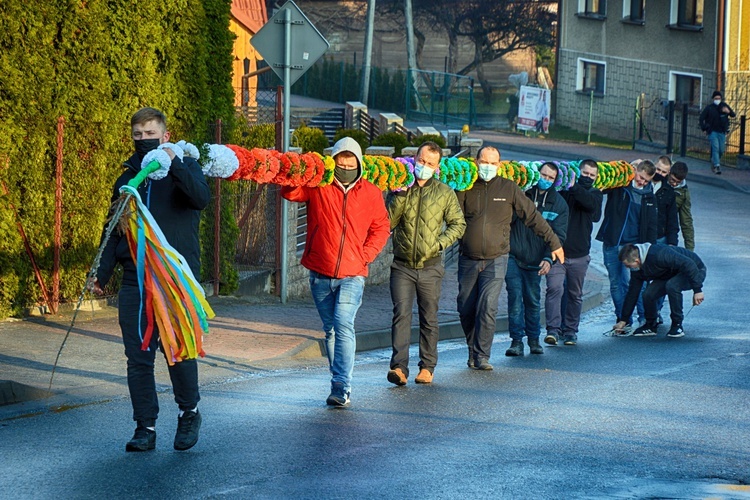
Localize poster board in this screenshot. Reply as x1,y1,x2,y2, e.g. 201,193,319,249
517,85,551,133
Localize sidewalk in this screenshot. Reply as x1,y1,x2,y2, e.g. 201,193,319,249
2,118,748,419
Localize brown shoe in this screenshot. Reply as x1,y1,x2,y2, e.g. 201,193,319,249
387,368,408,386
414,368,433,384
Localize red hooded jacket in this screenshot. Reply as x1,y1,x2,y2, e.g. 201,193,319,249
281,178,390,278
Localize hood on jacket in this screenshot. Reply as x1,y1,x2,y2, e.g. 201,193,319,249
635,242,651,261
331,137,363,184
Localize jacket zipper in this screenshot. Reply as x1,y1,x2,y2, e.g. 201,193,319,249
481,182,488,256
412,185,423,265
334,190,349,277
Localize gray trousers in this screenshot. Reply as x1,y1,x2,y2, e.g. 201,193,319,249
545,255,591,337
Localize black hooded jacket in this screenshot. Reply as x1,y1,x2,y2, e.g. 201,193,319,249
509,186,568,270
97,153,211,287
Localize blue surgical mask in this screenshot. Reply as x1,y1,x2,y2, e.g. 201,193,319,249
414,163,435,180
537,178,553,191
477,163,497,182
630,267,640,272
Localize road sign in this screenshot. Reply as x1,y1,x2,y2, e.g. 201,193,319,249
250,0,329,86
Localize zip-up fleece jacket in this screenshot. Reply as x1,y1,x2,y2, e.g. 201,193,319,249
560,183,602,258
97,153,211,288
619,243,706,323
654,183,679,245
595,185,657,248
387,177,466,269
456,176,561,260
699,101,735,134
281,177,390,278
509,186,568,270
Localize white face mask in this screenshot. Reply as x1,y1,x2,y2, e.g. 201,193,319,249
714,99,722,106
414,163,435,180
477,163,497,182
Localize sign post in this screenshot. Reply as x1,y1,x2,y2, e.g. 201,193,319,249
251,0,329,303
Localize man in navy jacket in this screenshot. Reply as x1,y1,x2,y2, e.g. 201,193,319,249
614,243,706,338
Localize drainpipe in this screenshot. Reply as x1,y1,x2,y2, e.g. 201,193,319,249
716,0,725,91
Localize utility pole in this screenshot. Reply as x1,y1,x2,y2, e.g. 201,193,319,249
360,0,376,105
404,0,417,104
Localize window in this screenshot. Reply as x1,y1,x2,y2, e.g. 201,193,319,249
577,59,606,95
669,72,702,108
622,0,645,24
577,0,606,19
669,0,703,30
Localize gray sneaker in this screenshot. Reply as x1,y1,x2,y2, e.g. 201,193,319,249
326,382,351,407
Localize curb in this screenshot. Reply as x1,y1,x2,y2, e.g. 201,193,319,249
293,283,607,360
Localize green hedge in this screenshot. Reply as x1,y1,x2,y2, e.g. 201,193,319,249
0,0,236,317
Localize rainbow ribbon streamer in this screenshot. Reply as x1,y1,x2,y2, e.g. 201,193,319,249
119,184,215,365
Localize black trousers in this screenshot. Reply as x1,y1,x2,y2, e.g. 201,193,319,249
119,285,200,426
389,260,444,376
642,268,706,326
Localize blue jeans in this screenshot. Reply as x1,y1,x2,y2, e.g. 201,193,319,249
709,131,726,167
457,254,508,362
505,256,542,342
309,271,365,393
603,244,644,324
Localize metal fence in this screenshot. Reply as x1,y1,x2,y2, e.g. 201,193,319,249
406,69,476,127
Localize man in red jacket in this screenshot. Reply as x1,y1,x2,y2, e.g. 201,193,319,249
281,137,390,407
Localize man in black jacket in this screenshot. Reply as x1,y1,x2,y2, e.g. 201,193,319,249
653,156,679,246
699,90,735,174
505,162,569,356
456,147,563,370
544,159,602,347
614,243,706,338
92,108,210,452
595,160,657,330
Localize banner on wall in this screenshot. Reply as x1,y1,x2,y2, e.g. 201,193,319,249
517,85,551,134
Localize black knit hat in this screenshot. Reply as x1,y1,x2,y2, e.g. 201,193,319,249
712,90,722,99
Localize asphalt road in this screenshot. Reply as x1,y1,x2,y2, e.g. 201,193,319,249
1,173,749,499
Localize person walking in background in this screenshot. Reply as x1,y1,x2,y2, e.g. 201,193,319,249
92,107,210,452
668,162,695,251
281,137,390,408
456,147,563,370
699,90,735,175
653,156,679,246
595,160,658,332
544,159,602,347
505,162,568,357
387,142,466,385
613,243,706,338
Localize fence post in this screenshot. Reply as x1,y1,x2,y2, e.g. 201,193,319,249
680,103,689,157
339,62,344,103
52,116,64,314
740,115,746,156
666,101,675,154
639,93,645,141
212,119,222,296
587,90,594,144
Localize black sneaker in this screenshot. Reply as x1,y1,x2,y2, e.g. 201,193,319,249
633,323,658,337
712,165,722,175
505,340,524,357
326,382,351,408
467,351,475,369
528,339,544,354
667,324,685,338
562,335,577,346
474,359,493,371
174,409,202,451
126,426,156,452
544,333,558,346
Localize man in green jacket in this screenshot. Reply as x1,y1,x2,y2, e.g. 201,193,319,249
668,161,695,251
386,141,466,385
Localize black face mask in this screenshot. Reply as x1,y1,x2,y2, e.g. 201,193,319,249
652,173,665,184
334,166,359,185
134,138,161,161
578,176,594,189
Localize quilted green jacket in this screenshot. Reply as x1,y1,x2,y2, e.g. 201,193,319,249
387,178,466,269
